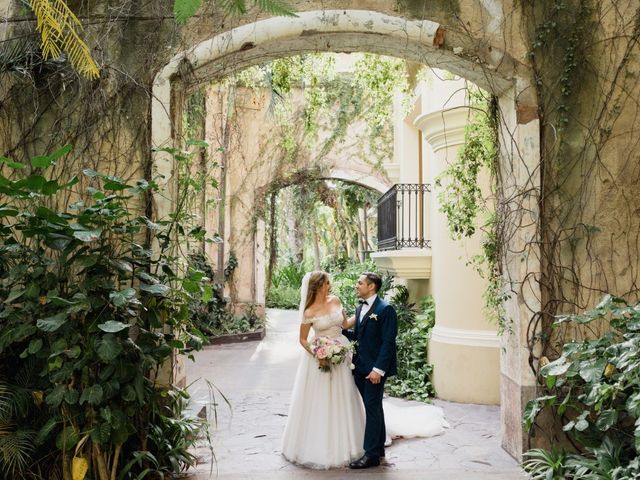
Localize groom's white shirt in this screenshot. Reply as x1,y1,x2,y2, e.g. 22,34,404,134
359,294,385,377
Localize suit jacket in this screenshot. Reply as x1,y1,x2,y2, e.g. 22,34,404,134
343,297,398,377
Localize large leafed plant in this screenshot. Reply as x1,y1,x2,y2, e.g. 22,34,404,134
0,146,210,480
523,295,640,479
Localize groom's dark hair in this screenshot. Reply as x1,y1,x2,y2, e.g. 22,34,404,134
362,272,382,292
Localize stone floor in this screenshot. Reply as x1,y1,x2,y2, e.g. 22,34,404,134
184,309,528,479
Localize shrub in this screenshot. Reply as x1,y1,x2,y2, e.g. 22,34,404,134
385,290,435,401
0,147,209,479
523,295,640,478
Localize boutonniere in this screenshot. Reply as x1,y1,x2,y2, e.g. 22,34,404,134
370,313,378,321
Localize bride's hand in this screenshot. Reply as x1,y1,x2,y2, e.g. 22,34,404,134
342,313,355,329
318,358,329,369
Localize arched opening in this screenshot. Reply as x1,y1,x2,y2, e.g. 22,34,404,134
152,9,541,462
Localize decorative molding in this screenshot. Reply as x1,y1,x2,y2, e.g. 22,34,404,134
370,249,431,279
415,107,470,152
430,324,500,348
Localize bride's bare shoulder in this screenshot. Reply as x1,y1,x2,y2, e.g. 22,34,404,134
328,295,342,306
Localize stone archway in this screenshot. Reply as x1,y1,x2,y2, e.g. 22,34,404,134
150,8,541,459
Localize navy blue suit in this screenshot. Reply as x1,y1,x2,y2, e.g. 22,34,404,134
344,296,398,459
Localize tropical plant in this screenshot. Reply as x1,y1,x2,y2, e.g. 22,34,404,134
522,448,568,480
173,0,296,25
0,146,211,479
28,0,99,79
523,295,640,478
385,292,435,401
326,259,391,316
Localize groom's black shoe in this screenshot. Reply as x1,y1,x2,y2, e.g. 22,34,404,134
349,455,380,469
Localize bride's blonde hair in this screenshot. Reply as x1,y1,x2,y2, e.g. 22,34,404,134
304,271,329,311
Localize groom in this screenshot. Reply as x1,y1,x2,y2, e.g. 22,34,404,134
344,272,398,469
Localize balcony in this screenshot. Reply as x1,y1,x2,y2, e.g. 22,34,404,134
371,183,432,279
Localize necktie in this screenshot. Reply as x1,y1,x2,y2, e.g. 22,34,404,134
358,299,368,305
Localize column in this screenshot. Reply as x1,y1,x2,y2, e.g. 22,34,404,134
416,107,500,405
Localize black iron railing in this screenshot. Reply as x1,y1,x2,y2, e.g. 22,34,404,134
377,184,431,251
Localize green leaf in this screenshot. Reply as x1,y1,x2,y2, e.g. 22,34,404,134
139,283,170,296
202,284,213,303
97,334,123,362
79,384,104,405
41,180,60,195
0,206,19,217
82,168,99,177
174,0,203,24
109,259,133,273
579,358,607,383
37,312,68,332
18,175,46,191
72,229,102,242
28,338,43,354
75,254,99,268
64,389,79,405
0,156,26,169
31,144,72,168
187,139,209,147
46,385,66,407
55,425,79,451
121,385,136,402
627,393,640,418
575,411,590,431
49,296,81,306
98,320,130,333
595,409,618,431
541,358,570,377
103,176,130,190
182,279,199,293
5,287,25,303
64,345,82,359
110,288,137,307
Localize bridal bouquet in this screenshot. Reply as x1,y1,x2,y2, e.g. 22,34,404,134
311,336,355,372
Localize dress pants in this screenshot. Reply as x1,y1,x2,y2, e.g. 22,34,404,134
354,373,386,459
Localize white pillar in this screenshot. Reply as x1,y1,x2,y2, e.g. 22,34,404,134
416,107,500,405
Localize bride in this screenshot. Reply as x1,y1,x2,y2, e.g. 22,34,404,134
281,271,365,469
281,270,448,469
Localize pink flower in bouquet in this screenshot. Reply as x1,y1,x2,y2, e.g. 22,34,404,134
315,346,328,359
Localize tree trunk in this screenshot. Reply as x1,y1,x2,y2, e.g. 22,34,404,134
363,202,370,256
311,220,321,270
266,191,278,291
216,87,234,293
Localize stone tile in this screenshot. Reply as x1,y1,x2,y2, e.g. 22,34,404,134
184,309,527,479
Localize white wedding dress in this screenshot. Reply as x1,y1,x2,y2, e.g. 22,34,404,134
281,310,365,469
281,309,449,469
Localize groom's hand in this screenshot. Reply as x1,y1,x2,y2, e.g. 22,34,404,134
366,370,382,384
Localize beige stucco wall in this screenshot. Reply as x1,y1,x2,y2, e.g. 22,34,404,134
202,83,391,310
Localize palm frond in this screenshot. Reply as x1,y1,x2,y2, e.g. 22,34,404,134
253,0,296,17
174,0,203,24
0,39,39,74
29,0,99,79
218,0,296,17
0,428,36,476
218,0,247,15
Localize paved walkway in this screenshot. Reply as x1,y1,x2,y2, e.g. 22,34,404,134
185,309,528,479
